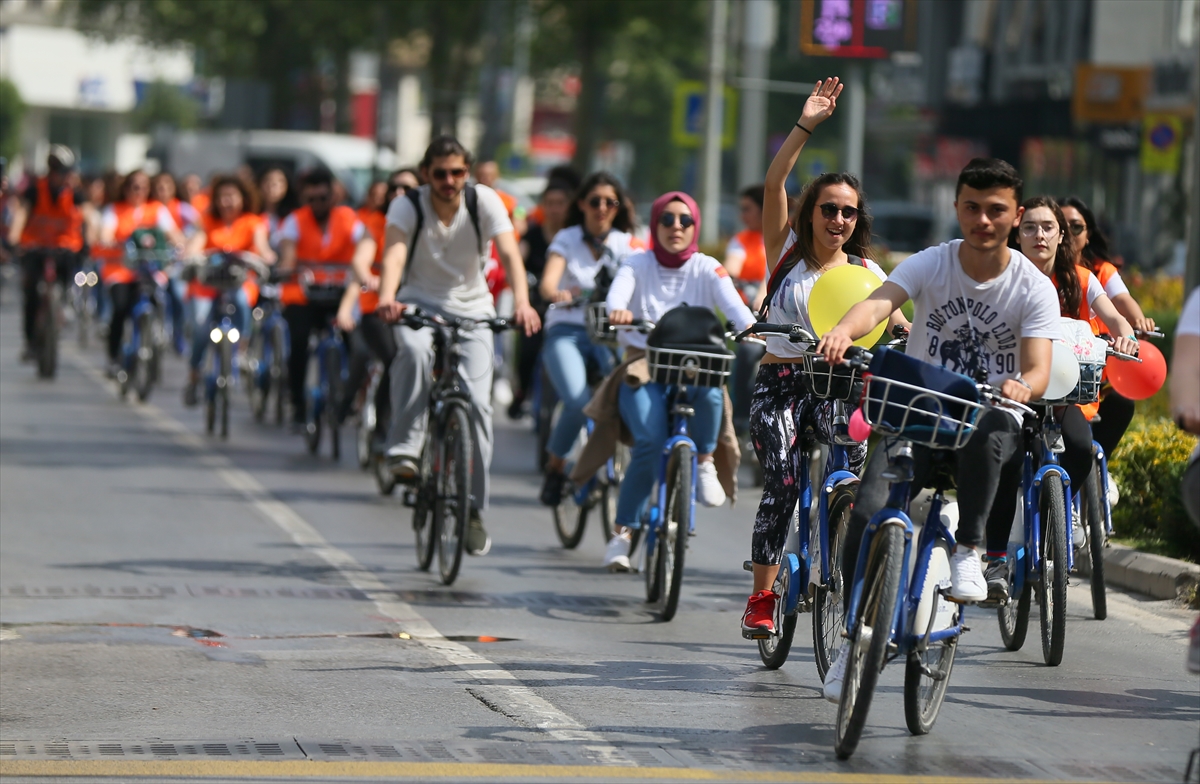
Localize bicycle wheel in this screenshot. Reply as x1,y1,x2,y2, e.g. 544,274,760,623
904,539,960,736
813,486,854,680
436,402,472,585
412,441,436,569
656,443,691,622
218,341,232,439
835,522,903,760
134,312,157,402
1081,463,1107,620
118,320,135,400
357,392,375,470
76,286,91,349
998,555,1032,651
553,479,588,549
270,321,288,426
599,444,627,543
1037,472,1068,666
36,285,60,379
758,554,797,669
205,378,217,435
247,326,267,421
324,343,343,461
536,369,557,473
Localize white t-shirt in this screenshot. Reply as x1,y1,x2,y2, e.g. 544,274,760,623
545,226,636,328
278,213,366,244
764,230,888,358
1082,270,1104,309
605,250,756,351
887,240,1061,388
101,203,179,235
1178,286,1200,337
385,184,513,318
1100,267,1129,300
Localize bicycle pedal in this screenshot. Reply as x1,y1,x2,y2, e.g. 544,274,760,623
401,489,417,507
742,560,754,572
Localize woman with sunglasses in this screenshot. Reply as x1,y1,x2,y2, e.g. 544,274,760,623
537,172,639,507
599,192,756,571
740,78,909,640
1014,196,1138,516
1059,197,1154,464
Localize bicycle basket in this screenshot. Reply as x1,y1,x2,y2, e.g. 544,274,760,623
1050,320,1105,405
861,347,983,449
199,258,246,290
1059,361,1103,405
645,306,733,388
585,302,617,345
800,353,861,401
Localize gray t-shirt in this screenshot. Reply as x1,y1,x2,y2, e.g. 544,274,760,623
887,240,1061,386
385,183,513,318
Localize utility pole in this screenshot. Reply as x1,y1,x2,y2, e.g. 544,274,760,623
737,0,777,189
843,61,866,178
510,0,534,159
700,0,729,245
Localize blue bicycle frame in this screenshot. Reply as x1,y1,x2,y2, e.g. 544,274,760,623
250,292,289,399
204,285,242,399
120,258,165,374
307,325,347,426
1008,417,1075,596
639,388,699,555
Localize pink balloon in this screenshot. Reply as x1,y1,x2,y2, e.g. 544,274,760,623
849,407,872,441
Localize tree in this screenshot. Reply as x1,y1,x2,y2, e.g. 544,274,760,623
0,78,24,162
130,80,197,133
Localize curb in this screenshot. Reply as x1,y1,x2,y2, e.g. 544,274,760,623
1101,543,1200,602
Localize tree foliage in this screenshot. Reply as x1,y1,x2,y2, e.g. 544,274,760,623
130,80,197,133
0,78,25,162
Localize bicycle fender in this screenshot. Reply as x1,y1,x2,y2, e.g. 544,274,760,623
823,470,859,495
1033,464,1069,489
783,552,802,615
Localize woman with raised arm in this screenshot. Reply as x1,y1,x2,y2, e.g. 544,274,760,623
740,78,908,640
537,172,638,507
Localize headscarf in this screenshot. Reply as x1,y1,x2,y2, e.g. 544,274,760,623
649,191,699,269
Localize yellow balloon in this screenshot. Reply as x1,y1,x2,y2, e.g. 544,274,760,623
809,263,887,348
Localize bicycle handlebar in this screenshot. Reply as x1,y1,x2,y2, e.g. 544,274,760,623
399,306,511,334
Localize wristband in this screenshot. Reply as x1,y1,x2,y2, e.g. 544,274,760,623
795,122,813,135
1013,374,1032,392
1125,333,1138,341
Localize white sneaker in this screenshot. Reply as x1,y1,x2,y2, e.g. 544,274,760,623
604,530,632,572
1105,469,1119,508
823,649,848,703
948,547,988,602
695,460,726,507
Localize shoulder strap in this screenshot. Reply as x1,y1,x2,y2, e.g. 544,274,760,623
757,245,801,320
464,185,482,255
400,189,424,289
848,254,865,267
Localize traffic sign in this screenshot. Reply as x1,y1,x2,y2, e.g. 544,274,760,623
1141,114,1183,174
671,81,738,149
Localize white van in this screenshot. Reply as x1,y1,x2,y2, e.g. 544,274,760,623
153,130,399,203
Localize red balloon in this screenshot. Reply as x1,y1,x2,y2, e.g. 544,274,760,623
1107,341,1166,401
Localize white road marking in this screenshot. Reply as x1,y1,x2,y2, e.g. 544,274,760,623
70,354,633,766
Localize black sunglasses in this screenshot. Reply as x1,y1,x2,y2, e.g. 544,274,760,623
431,167,468,181
1067,222,1086,236
658,213,695,229
588,196,620,210
819,203,859,221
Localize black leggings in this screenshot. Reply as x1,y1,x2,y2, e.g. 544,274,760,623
749,364,866,565
283,302,340,421
1091,391,1135,458
341,313,397,433
107,282,137,362
842,409,1024,611
1059,405,1095,490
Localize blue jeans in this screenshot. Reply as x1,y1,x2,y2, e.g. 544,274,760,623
615,382,723,527
543,323,615,459
190,291,249,370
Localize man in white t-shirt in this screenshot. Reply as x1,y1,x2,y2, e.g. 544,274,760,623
817,158,1060,699
375,136,541,556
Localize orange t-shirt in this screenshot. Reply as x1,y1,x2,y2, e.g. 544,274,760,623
190,212,264,300
357,209,387,314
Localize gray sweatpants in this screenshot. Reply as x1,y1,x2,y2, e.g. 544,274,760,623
387,308,494,510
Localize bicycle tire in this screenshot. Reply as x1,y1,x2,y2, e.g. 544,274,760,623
36,285,60,379
247,325,266,421
903,540,960,736
324,343,343,461
758,557,797,669
656,443,692,622
599,444,627,543
1082,463,1107,620
813,487,854,680
835,522,904,760
118,318,135,400
553,479,588,549
271,321,287,426
134,312,156,402
219,341,232,440
205,382,216,434
536,368,557,473
76,287,91,349
1038,472,1068,666
436,402,472,585
998,558,1032,651
412,441,436,569
357,395,375,470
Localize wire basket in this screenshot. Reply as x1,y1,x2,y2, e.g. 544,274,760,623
861,373,985,450
800,352,862,401
585,303,617,346
646,346,733,389
1057,361,1104,405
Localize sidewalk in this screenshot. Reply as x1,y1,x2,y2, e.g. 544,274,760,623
1101,543,1200,605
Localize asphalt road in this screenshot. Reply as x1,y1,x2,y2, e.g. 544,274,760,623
1,289,1197,784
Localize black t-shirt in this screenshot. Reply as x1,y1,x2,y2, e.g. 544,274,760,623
523,221,552,312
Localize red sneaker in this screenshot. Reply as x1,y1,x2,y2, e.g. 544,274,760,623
741,590,778,638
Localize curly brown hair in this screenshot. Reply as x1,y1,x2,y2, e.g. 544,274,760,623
208,174,261,219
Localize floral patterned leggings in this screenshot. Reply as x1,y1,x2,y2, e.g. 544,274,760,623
749,363,866,566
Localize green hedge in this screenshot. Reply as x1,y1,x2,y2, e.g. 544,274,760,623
1109,419,1200,562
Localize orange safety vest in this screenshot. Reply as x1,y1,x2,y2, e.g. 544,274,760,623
190,212,264,302
733,229,766,283
1088,260,1122,335
1052,265,1101,420
191,191,211,217
21,177,83,251
356,209,387,315
97,202,168,285
281,205,358,306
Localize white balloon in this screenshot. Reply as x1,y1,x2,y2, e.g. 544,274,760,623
1043,340,1082,400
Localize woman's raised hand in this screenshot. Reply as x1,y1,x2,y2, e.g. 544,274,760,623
800,77,843,128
